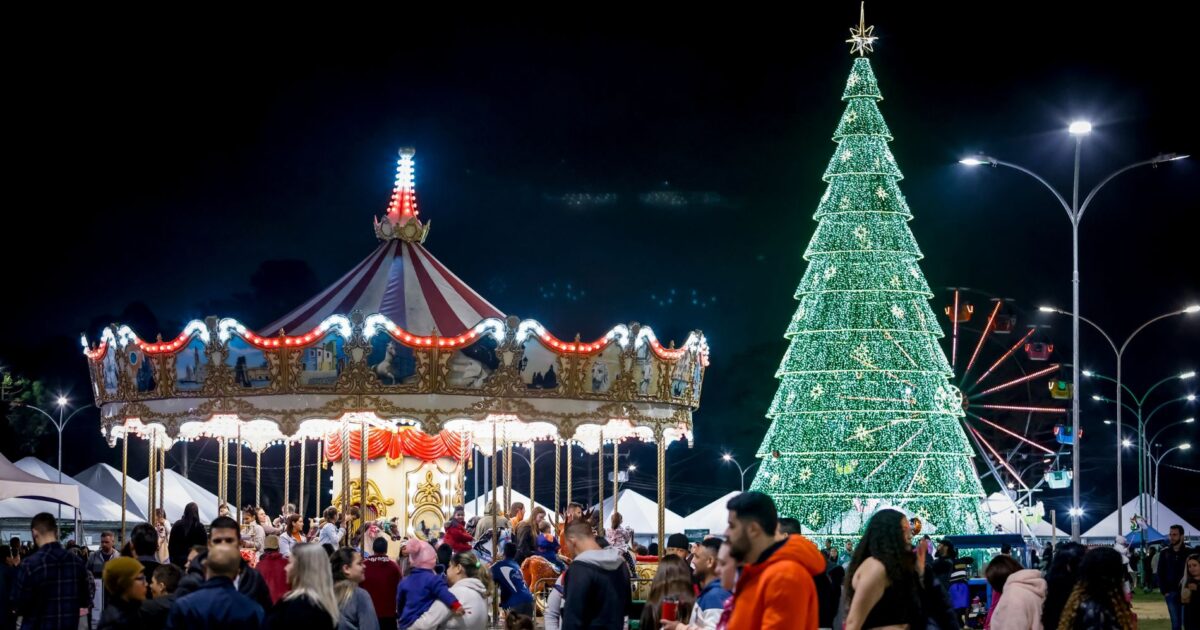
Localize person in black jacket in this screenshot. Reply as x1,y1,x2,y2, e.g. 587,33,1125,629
561,521,632,629
168,502,208,568
1057,547,1136,630
174,516,274,613
98,556,147,630
1162,525,1195,630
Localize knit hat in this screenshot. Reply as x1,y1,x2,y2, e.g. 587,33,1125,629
667,533,690,551
264,534,279,551
406,538,437,570
103,557,145,597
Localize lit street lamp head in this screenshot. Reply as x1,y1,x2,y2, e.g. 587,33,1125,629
56,396,68,407
959,156,994,167
1184,305,1200,314
722,453,732,462
1038,306,1057,313
1122,439,1133,447
1068,121,1093,135
1180,371,1196,380
1182,443,1193,450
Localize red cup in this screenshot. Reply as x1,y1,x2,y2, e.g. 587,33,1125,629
661,597,679,622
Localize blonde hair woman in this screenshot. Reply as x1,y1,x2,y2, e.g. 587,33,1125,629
264,543,339,629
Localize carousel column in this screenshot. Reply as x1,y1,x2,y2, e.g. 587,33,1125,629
359,420,368,524
598,433,605,530
255,450,262,509
158,445,165,519
298,440,306,520
490,422,498,559
504,439,512,510
147,432,157,522
121,431,128,542
340,419,350,544
554,440,561,521
458,432,467,507
317,441,324,519
284,442,291,515
566,442,573,509
236,426,243,523
613,439,619,515
656,427,666,559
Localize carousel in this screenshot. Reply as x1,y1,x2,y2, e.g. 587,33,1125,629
81,148,709,565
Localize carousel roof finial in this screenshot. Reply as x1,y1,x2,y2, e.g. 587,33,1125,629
375,147,430,243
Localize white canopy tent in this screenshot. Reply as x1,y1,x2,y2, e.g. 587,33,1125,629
593,489,685,543
0,452,78,507
76,463,149,521
1082,493,1200,541
464,486,553,520
681,491,739,538
139,468,219,523
0,457,124,522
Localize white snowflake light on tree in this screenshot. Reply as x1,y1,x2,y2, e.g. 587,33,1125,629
851,342,871,365
842,150,854,162
876,187,889,200
810,384,824,399
890,304,905,319
799,467,813,482
846,110,858,124
839,196,852,210
890,275,902,289
824,266,838,279
854,225,869,242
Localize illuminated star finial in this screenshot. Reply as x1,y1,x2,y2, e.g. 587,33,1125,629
846,2,877,57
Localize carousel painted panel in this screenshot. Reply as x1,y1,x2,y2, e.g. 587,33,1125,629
445,336,500,390
101,345,119,396
518,338,563,391
368,334,418,386
174,337,209,392
633,341,660,397
226,337,272,389
586,343,623,395
298,335,348,387
124,347,158,394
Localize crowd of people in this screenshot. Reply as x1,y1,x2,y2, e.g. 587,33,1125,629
0,495,1197,630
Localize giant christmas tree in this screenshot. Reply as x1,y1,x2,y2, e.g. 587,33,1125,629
749,20,989,537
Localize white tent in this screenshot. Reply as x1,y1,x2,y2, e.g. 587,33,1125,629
464,486,553,519
0,452,78,507
1082,493,1200,541
593,489,685,541
139,469,218,523
984,492,1070,541
682,491,739,537
0,457,125,522
76,463,149,521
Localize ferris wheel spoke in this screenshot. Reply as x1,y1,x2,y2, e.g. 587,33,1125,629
950,289,961,370
970,327,1038,392
971,363,1061,398
974,403,1066,414
967,412,1055,455
969,426,1031,491
961,301,1002,383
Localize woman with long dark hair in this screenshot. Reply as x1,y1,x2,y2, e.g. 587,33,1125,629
1056,547,1135,630
330,547,379,630
168,502,207,567
639,555,696,629
1042,542,1086,630
844,509,922,630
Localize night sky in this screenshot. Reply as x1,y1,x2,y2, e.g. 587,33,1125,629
4,6,1198,530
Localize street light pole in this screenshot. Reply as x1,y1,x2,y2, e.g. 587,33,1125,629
1039,305,1198,534
962,139,1187,541
1150,443,1192,526
721,454,760,492
17,396,93,520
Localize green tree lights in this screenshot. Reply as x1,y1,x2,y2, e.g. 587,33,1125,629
749,57,988,537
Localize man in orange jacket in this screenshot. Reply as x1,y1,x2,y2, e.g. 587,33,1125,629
725,492,826,630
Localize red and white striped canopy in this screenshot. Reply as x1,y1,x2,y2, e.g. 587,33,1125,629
263,238,503,336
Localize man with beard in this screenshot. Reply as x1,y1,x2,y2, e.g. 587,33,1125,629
724,492,824,630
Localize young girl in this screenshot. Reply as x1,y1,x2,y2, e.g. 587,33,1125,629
396,538,463,629
536,521,564,571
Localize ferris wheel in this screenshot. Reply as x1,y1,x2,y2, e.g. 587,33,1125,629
941,287,1071,493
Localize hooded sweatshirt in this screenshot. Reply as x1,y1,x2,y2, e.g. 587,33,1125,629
406,577,489,630
727,534,826,630
561,547,633,630
990,569,1047,630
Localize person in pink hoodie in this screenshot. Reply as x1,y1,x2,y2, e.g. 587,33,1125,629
987,556,1047,630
